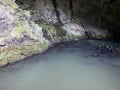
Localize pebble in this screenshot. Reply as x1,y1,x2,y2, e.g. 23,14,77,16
92,53,100,57
59,44,65,47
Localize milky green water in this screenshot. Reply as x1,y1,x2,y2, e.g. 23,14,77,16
0,40,120,90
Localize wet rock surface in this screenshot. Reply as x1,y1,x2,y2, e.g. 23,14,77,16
53,40,120,58
93,44,120,58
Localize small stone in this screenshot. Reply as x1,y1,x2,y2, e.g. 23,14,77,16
59,44,64,47
91,54,100,57
106,45,110,49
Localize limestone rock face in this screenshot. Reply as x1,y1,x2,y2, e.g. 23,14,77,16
16,0,120,40
16,0,112,40
0,0,49,66
61,23,110,40
32,0,58,24
16,0,72,24
0,1,14,42
0,0,46,42
62,23,86,40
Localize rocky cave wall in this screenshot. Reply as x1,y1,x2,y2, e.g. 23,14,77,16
0,0,119,66
16,0,120,40
0,0,49,66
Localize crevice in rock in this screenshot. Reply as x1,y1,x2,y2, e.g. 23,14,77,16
52,0,62,23
69,0,73,22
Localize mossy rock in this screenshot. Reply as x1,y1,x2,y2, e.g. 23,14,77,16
38,22,57,38
37,22,69,42
6,0,18,9
0,40,49,66
11,26,25,39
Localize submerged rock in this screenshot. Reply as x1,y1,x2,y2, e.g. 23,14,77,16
95,44,120,58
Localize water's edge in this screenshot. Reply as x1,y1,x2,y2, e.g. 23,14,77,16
1,39,120,69
0,40,79,68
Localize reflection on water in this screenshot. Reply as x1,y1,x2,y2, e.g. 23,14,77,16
0,40,120,90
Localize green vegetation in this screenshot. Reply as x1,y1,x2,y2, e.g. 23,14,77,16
6,0,18,9
38,22,68,42
0,40,48,66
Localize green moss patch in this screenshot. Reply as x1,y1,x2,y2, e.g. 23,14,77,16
37,22,68,42
0,40,48,66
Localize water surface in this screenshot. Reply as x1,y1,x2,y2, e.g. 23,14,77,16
0,40,120,90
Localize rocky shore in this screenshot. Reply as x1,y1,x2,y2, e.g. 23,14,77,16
0,0,119,66
94,44,120,58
